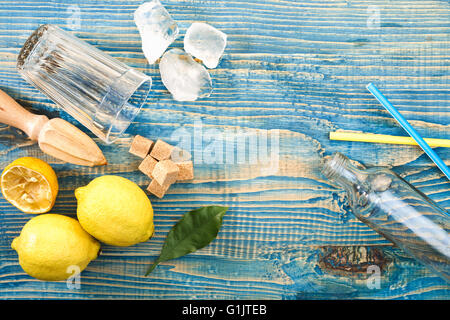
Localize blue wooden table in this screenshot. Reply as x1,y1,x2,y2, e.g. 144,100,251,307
0,0,449,299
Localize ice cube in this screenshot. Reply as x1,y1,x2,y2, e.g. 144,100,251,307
134,0,179,64
159,48,212,101
184,22,227,69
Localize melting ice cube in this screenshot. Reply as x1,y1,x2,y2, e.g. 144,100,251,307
159,48,212,101
134,0,179,64
184,22,227,69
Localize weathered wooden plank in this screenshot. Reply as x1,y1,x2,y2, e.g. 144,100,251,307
1,245,449,299
0,0,449,299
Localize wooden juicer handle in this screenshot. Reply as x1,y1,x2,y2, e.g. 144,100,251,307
0,89,49,140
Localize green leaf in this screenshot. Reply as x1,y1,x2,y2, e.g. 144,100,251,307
145,206,228,275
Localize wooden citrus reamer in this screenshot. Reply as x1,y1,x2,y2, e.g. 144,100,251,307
0,89,107,166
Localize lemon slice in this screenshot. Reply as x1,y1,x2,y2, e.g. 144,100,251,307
1,157,58,214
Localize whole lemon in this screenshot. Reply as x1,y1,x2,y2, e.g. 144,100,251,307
75,175,154,247
11,214,100,281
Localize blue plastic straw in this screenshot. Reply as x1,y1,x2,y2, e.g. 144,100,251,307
367,83,450,180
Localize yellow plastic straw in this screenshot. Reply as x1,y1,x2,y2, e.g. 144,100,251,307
330,131,450,148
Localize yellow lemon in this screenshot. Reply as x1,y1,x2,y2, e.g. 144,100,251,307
11,214,100,281
1,157,58,214
75,175,154,247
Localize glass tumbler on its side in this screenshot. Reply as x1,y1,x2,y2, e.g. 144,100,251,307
16,24,152,144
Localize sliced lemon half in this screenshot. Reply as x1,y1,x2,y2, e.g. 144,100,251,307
1,157,58,214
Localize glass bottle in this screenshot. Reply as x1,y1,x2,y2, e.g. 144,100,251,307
322,152,450,282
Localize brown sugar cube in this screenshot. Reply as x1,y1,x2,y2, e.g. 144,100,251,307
152,160,179,186
138,155,158,178
176,161,194,181
129,135,154,158
149,139,174,161
146,179,170,199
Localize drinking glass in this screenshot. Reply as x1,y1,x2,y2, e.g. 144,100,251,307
17,24,151,144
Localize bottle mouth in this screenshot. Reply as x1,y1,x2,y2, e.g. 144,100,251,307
321,152,350,180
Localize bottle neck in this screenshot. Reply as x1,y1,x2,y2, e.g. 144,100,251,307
322,152,367,193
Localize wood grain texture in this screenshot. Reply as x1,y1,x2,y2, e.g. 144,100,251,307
0,0,449,299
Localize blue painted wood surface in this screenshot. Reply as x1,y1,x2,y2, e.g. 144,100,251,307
0,0,449,299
